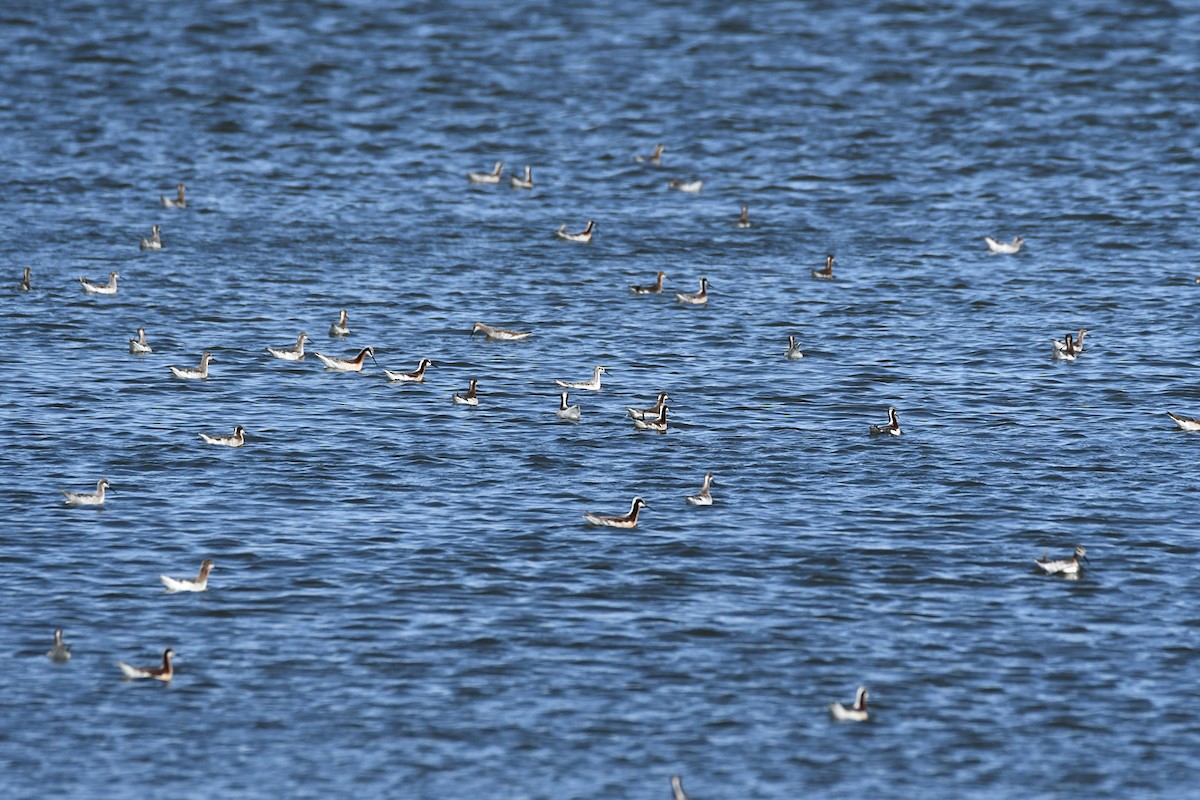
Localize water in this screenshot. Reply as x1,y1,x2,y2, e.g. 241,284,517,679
2,1,1199,797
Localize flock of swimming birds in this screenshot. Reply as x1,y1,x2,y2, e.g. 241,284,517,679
26,144,1194,748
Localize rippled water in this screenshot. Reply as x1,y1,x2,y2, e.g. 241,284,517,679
3,1,1199,797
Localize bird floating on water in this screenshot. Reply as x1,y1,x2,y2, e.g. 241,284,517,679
686,473,714,506
583,497,647,528
61,478,110,507
453,378,479,406
633,405,669,433
160,559,214,593
670,775,688,800
471,321,531,341
812,254,835,280
555,365,607,391
1035,545,1088,575
130,327,152,354
267,332,308,361
1052,333,1078,361
630,271,666,295
668,178,703,193
556,391,581,421
635,143,664,165
80,271,119,295
169,352,213,380
117,648,174,682
556,220,595,242
140,224,162,250
384,358,434,383
199,425,245,447
785,335,804,360
1167,411,1200,431
467,161,503,184
1052,328,1088,354
19,267,31,291
985,235,1024,254
329,309,350,337
737,204,751,229
869,407,902,436
829,686,870,722
314,346,377,372
627,392,668,421
161,183,186,209
675,277,709,305
48,629,71,663
510,165,533,189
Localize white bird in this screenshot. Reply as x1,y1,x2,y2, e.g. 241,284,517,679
812,254,835,280
61,478,110,507
510,165,533,189
467,161,503,184
668,178,703,193
829,686,870,722
453,378,479,406
19,267,31,291
1052,329,1088,354
985,235,1024,254
1035,545,1089,575
633,405,669,433
140,224,162,250
627,392,668,421
674,277,709,305
556,391,581,421
630,271,666,295
80,271,119,295
48,629,71,663
737,204,751,229
161,183,186,209
199,425,245,447
1167,411,1200,431
869,406,902,436
686,473,715,506
129,327,152,354
266,332,308,361
555,365,607,391
785,335,803,360
117,648,174,682
329,309,351,337
384,358,434,383
634,143,664,165
471,321,531,341
556,220,596,242
313,346,377,372
583,497,647,528
169,352,214,380
670,775,688,800
1052,333,1078,361
160,559,214,593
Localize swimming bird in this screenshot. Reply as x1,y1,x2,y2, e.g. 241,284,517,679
140,224,162,250
467,161,503,184
812,254,835,280
630,271,666,294
80,271,119,295
627,392,668,421
160,559,214,593
1052,333,1077,361
169,352,214,380
556,220,596,242
61,478,110,507
556,391,581,421
266,332,308,361
634,143,664,165
117,648,174,682
48,629,71,663
985,235,1024,254
510,165,533,189
129,327,152,354
670,775,688,800
453,378,479,406
668,178,703,193
869,407,902,436
19,267,31,291
555,365,607,391
1035,545,1089,575
329,309,351,337
1167,411,1200,431
737,204,751,229
1053,329,1088,354
785,335,804,360
583,497,647,528
161,183,186,208
384,358,434,383
471,321,531,341
674,277,709,305
199,425,245,447
313,346,377,372
829,686,870,722
686,473,714,505
633,405,669,432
